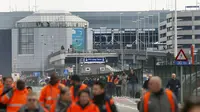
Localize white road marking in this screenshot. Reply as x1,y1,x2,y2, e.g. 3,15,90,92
116,102,138,110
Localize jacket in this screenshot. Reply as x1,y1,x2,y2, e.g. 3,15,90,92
39,83,65,110
18,104,48,112
0,86,13,110
1,88,28,112
93,93,118,112
50,98,71,112
128,73,138,84
67,102,100,112
139,89,178,112
70,84,87,102
166,78,181,92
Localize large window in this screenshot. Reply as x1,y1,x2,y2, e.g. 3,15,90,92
178,35,192,39
18,28,34,54
195,35,200,39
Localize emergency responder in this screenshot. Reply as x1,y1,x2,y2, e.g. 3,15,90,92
93,81,118,112
39,72,65,110
107,72,114,97
67,89,100,112
139,76,179,112
114,75,121,96
18,92,48,112
166,73,181,99
1,80,28,112
50,87,71,112
0,77,14,111
70,75,87,102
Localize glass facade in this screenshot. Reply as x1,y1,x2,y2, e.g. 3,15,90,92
18,28,34,54
93,28,158,50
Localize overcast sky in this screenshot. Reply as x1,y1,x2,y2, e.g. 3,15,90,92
0,0,198,12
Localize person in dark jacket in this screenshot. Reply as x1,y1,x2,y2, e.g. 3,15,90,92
50,87,71,112
93,81,118,112
127,69,138,98
166,73,181,99
142,74,152,91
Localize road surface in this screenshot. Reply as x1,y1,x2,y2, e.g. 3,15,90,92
114,97,139,112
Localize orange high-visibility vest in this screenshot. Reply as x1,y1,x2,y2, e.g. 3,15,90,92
70,84,87,102
107,76,113,83
143,89,175,112
67,103,100,112
1,88,28,112
39,83,65,110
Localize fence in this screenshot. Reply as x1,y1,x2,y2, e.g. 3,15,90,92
154,65,200,100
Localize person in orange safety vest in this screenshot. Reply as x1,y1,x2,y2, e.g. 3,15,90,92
1,80,28,112
39,72,65,110
67,89,100,112
139,76,178,112
107,72,114,97
93,81,118,112
70,75,87,102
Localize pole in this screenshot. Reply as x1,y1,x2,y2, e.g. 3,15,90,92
148,17,150,48
76,41,78,74
41,35,44,77
120,13,124,70
174,0,178,57
152,15,154,48
180,66,183,103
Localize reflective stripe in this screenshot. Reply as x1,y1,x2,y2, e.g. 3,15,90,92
8,104,23,107
45,97,57,101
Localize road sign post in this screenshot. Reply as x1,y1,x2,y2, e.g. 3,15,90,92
174,49,189,104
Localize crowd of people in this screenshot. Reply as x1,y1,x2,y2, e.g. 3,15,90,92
0,70,200,112
0,72,118,112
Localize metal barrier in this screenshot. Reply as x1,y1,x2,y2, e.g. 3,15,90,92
154,65,200,100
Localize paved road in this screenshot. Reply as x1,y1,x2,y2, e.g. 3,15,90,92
114,97,139,112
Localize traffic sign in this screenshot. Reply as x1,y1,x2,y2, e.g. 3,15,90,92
175,49,188,61
175,49,189,65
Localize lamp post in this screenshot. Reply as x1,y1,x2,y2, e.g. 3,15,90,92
120,13,124,70
41,35,45,77
174,0,178,57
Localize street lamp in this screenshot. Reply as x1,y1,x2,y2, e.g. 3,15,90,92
41,35,45,77
174,0,178,57
120,13,124,70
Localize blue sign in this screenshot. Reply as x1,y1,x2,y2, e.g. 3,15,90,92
174,61,190,65
64,69,68,75
84,58,105,63
33,72,40,77
72,28,85,52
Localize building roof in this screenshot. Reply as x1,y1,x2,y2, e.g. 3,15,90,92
16,10,88,28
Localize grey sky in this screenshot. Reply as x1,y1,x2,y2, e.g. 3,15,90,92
0,0,198,12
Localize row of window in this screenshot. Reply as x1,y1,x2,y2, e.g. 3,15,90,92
167,16,200,23
166,25,200,31
167,44,200,49
165,35,200,40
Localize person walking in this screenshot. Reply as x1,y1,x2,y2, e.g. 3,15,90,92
70,75,87,102
107,72,114,97
166,73,181,99
18,92,48,112
67,89,100,112
50,87,71,112
39,72,65,110
127,69,138,98
93,81,118,112
121,72,128,96
139,76,179,112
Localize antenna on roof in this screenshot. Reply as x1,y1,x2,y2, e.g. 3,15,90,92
33,0,37,12
9,0,11,12
28,0,31,11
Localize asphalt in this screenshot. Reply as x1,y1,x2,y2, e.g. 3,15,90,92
114,97,139,112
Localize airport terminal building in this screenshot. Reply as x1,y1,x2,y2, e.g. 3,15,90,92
0,10,170,75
